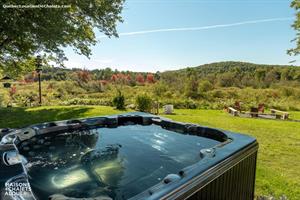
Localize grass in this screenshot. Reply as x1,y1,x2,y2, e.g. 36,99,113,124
0,106,299,199
161,109,300,199
0,106,126,128
289,111,300,121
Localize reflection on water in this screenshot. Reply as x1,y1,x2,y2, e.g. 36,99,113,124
51,168,91,189
17,125,220,199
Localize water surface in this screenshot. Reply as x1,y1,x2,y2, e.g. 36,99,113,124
18,124,220,199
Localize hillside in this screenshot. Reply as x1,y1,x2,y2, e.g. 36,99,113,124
176,61,297,73
160,61,300,89
5,61,299,83
1,61,300,111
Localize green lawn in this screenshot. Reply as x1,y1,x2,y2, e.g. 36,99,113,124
0,106,299,199
290,111,300,121
0,106,126,128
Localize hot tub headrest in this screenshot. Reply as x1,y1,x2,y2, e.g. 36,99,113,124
16,128,36,141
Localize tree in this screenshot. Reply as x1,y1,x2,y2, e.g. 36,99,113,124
185,78,199,99
185,70,199,99
111,74,118,82
217,73,236,87
255,69,266,82
76,70,91,83
0,57,36,78
136,74,145,84
146,73,155,83
198,80,214,93
0,1,124,70
289,1,300,56
154,71,161,81
265,69,281,83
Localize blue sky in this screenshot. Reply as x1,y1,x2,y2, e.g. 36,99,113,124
64,0,297,72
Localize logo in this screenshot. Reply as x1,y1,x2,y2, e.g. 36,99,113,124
4,182,32,197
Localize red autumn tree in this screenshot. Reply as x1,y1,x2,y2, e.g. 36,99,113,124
146,73,155,83
76,70,91,83
136,74,145,84
125,74,131,81
111,74,118,82
111,73,131,85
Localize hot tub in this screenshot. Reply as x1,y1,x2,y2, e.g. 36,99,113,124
0,112,258,200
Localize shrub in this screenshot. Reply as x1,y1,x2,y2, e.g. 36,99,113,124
57,81,86,96
165,91,173,98
198,80,214,93
0,93,4,107
280,87,295,97
217,73,237,87
9,85,17,97
184,99,198,109
185,77,199,99
83,81,106,93
112,90,125,110
61,98,112,106
211,89,225,98
136,94,152,112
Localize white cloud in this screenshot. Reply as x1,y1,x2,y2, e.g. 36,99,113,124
97,17,293,39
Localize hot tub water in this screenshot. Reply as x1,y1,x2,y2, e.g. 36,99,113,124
17,124,220,200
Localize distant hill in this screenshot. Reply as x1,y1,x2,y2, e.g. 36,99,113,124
20,61,300,85
162,61,299,77
164,61,298,74
159,61,300,88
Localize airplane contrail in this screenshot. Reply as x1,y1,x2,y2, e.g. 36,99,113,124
97,17,293,39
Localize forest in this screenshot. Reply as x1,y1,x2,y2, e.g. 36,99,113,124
1,61,300,111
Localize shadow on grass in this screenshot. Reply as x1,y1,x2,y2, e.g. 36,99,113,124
0,106,93,128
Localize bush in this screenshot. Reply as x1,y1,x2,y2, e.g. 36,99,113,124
61,98,112,106
80,81,106,93
198,80,214,93
0,93,4,107
55,81,86,96
112,91,125,110
280,87,295,97
184,99,198,109
14,91,37,107
136,94,152,112
153,83,167,97
211,89,225,98
185,78,199,99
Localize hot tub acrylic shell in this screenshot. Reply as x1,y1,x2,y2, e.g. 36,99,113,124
0,112,258,200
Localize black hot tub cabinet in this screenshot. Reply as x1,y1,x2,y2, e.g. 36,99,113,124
0,112,258,200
